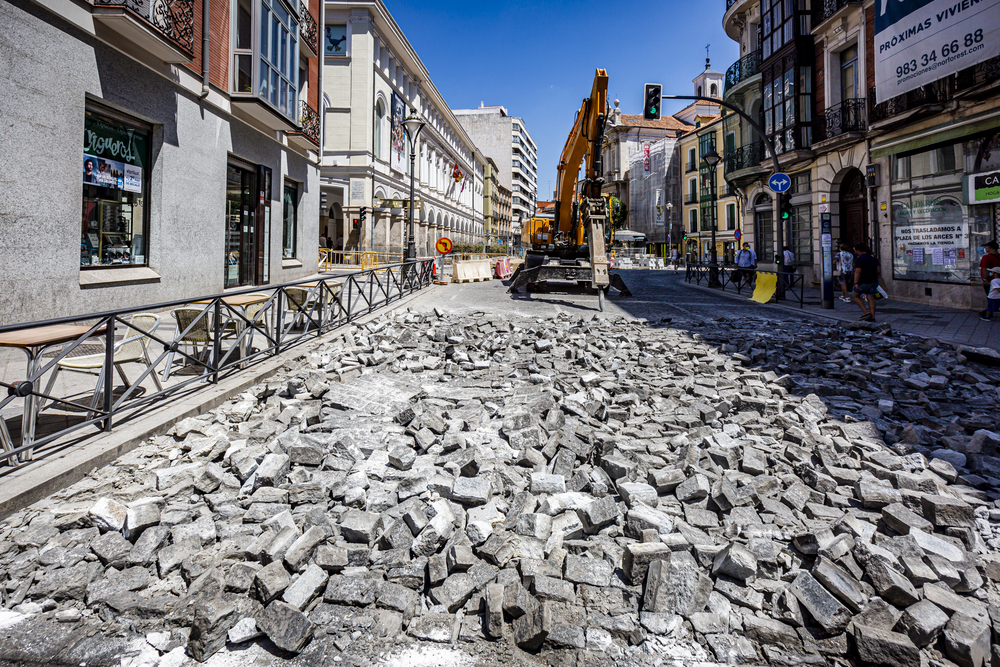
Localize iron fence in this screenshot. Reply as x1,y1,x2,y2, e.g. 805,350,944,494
724,49,762,93
94,0,195,56
299,100,321,146
0,259,434,468
684,262,805,308
725,141,764,175
813,98,867,141
299,1,319,55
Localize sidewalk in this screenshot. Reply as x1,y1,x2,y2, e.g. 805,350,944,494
681,275,1000,351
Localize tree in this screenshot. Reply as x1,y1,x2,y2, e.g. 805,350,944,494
609,196,628,229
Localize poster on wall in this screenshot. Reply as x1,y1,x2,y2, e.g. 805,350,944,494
389,92,406,174
969,169,1000,204
874,0,1000,103
891,193,972,282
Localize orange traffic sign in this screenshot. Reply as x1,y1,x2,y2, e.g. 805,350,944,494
436,237,453,255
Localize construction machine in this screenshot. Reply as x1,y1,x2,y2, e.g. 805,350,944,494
508,68,631,311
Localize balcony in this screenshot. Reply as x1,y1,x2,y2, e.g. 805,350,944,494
287,100,320,151
812,0,863,31
956,55,1000,93
92,0,194,62
724,0,754,41
685,194,699,205
725,141,767,187
868,82,948,125
724,50,762,96
299,1,318,58
813,98,866,144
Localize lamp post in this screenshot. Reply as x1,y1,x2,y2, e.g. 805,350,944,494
402,109,426,263
703,148,722,288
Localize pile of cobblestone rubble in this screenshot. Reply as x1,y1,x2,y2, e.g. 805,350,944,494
3,309,1000,667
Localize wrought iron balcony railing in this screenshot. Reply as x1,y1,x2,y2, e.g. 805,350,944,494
724,49,762,94
685,194,699,205
299,1,318,56
299,100,320,145
813,98,866,142
956,55,1000,93
726,0,741,9
868,82,947,124
94,0,195,56
812,0,863,26
725,141,764,174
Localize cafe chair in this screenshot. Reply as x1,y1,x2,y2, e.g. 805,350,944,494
45,313,163,418
284,286,320,329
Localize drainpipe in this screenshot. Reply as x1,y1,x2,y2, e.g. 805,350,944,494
200,0,210,98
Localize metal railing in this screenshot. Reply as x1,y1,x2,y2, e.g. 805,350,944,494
94,0,195,56
813,0,862,26
319,249,405,271
813,98,867,141
724,49,762,94
299,100,320,146
299,1,319,55
869,81,948,124
685,263,805,308
685,194,699,205
725,141,765,174
956,55,1000,93
0,260,434,467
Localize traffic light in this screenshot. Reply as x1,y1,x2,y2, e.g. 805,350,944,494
779,193,792,221
360,206,367,224
643,83,662,121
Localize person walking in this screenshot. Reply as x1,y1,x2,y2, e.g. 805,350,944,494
781,245,795,294
980,241,1000,317
851,243,881,322
835,242,855,302
671,246,680,270
983,266,1000,321
735,242,757,289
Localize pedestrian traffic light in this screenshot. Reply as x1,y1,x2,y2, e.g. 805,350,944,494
779,193,792,221
643,83,662,121
360,206,367,224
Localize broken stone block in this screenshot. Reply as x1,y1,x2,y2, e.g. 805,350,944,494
89,498,128,533
675,475,711,502
563,553,612,587
123,503,161,541
530,472,566,495
944,612,992,667
485,583,504,639
853,624,921,667
812,556,867,613
711,543,757,582
257,600,314,653
254,561,291,603
281,563,328,610
788,571,851,634
339,510,382,544
513,597,549,650
188,596,237,662
451,477,492,505
643,553,712,617
894,599,949,647
577,496,620,534
922,494,976,529
865,558,920,608
881,503,933,535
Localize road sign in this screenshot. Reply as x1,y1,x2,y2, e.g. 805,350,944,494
436,237,453,255
768,173,791,193
373,197,424,209
734,229,741,242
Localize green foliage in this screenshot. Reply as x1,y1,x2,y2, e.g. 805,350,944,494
609,196,628,229
450,244,510,255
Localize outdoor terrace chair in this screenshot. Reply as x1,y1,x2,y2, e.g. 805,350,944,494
162,307,237,380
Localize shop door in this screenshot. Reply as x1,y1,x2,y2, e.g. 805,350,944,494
840,169,867,248
225,164,257,288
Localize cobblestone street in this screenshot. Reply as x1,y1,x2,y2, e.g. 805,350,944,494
3,273,1000,667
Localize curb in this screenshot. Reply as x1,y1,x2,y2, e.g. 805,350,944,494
0,286,437,520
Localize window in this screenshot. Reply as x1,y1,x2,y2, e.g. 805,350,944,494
688,179,698,202
726,203,737,230
700,201,716,231
375,99,385,160
754,194,774,263
792,171,811,194
234,0,253,92
258,0,298,120
282,182,298,259
81,106,152,268
710,83,718,97
687,147,697,171
840,45,858,102
790,204,812,264
689,208,698,233
324,24,347,56
764,65,812,153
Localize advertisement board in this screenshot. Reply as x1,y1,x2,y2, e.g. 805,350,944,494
390,92,406,174
874,0,1000,103
969,169,1000,204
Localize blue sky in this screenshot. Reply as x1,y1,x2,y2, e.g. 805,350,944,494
384,1,738,200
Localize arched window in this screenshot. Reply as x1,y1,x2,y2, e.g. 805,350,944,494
375,99,385,160
710,83,718,97
697,85,703,96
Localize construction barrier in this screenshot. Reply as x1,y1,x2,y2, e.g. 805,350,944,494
494,257,513,279
453,259,492,283
319,249,405,272
751,272,778,303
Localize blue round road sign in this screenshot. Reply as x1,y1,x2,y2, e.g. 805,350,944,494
734,229,741,241
768,172,791,193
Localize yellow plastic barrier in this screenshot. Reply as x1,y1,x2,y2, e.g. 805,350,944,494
319,249,404,271
751,273,777,304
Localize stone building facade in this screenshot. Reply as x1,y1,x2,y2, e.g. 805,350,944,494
0,0,322,324
320,1,485,256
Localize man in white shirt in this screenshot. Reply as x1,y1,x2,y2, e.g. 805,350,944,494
782,245,795,294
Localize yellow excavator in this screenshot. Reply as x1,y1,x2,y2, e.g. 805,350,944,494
508,68,631,311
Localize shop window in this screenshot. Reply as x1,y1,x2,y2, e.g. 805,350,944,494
324,24,347,56
81,106,151,268
791,204,812,265
282,182,298,259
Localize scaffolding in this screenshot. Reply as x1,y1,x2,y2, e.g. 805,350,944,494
627,137,681,250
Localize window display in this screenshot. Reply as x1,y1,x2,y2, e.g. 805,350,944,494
80,107,150,268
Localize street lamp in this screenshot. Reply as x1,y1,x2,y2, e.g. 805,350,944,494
702,148,722,288
403,109,426,262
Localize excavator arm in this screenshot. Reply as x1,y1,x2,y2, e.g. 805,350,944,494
554,69,608,244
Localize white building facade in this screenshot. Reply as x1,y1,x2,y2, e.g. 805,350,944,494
454,105,539,227
320,1,484,255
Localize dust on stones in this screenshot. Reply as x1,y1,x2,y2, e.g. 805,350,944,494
2,309,1000,667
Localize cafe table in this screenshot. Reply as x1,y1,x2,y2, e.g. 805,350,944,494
0,324,107,463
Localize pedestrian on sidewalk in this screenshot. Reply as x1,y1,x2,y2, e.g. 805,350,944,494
851,243,881,322
781,245,795,293
735,242,756,289
983,266,1000,321
671,246,680,270
980,241,1000,317
835,242,855,302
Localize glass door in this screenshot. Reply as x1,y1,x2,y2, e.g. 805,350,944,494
225,164,257,288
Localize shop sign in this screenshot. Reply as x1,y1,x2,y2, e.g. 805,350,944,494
83,116,147,193
874,0,1000,103
643,144,651,173
969,169,1000,204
